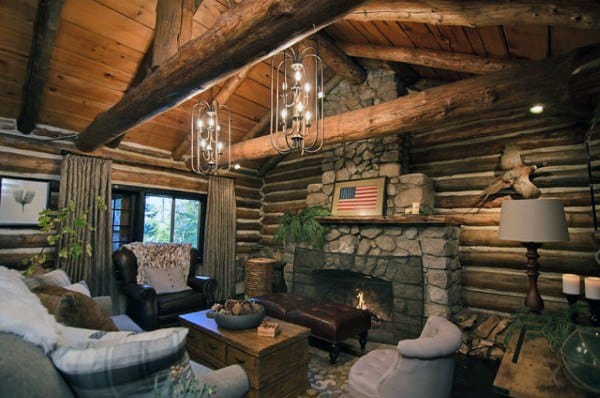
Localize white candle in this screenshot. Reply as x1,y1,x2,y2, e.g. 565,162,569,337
562,274,580,295
584,277,600,300
404,207,412,215
412,202,420,209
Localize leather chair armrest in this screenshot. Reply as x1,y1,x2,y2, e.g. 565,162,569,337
121,283,157,304
188,276,217,305
121,283,158,331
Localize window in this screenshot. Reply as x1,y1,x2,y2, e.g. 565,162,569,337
111,186,207,258
111,193,134,250
143,195,200,247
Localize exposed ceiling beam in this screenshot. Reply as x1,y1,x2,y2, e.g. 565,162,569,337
153,0,195,69
338,42,518,75
75,0,366,152
227,45,600,163
346,1,600,29
171,66,251,160
17,0,65,134
307,33,366,84
107,0,198,148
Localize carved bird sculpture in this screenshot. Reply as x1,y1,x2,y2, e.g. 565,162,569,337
474,145,541,208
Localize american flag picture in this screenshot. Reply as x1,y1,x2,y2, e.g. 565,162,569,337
331,177,385,216
336,186,378,210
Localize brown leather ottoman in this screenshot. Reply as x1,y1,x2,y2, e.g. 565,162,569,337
254,293,371,364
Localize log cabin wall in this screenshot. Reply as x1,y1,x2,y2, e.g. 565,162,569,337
0,122,262,285
409,115,599,314
259,68,599,317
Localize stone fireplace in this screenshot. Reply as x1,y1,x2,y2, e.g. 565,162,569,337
279,138,462,344
277,67,462,344
291,247,423,343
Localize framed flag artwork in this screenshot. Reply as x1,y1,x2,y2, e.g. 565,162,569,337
331,177,386,216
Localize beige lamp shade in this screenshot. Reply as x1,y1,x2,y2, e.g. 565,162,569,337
499,199,569,242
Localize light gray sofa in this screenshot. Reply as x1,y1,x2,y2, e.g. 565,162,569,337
0,268,249,398
347,315,462,398
0,331,249,398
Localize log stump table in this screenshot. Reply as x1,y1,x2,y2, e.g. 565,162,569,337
244,258,276,297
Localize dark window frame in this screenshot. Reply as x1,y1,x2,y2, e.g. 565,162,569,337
111,185,207,261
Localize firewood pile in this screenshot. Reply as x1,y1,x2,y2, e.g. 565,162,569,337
454,309,511,360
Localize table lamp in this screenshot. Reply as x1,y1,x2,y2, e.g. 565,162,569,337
499,199,570,312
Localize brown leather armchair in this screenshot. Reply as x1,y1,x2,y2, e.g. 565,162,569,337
113,246,217,331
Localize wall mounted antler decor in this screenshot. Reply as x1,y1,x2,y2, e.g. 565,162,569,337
474,145,541,208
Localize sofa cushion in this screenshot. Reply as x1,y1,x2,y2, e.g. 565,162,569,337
144,266,190,294
24,268,72,290
51,327,190,397
0,266,62,353
64,280,91,296
33,285,118,331
0,332,75,398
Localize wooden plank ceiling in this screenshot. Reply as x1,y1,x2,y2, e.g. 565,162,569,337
1,0,600,157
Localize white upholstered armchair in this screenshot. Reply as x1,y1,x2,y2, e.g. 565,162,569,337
348,315,462,398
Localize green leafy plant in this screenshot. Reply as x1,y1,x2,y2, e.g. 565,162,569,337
505,306,579,352
273,205,331,249
154,364,215,397
22,197,108,276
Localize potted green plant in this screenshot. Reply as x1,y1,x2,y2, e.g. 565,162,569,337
273,205,331,249
22,197,107,276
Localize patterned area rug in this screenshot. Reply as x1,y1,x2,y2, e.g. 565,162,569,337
299,346,360,398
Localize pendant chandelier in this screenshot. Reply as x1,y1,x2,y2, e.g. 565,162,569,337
190,100,235,174
270,45,325,155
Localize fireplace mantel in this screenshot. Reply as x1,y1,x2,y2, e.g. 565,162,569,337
316,215,461,225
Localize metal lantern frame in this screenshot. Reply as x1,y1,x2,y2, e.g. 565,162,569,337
270,45,325,155
190,100,232,174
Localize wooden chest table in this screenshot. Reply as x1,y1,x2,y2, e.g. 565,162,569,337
179,310,310,398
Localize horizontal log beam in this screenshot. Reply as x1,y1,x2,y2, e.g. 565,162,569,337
338,42,517,75
17,0,65,134
308,33,366,84
74,0,366,152
228,46,599,163
460,247,597,274
346,1,600,29
463,289,566,313
463,267,564,298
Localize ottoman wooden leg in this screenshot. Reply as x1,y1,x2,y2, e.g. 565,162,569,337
329,344,340,364
359,331,368,350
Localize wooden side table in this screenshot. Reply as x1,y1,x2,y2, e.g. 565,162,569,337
493,328,586,397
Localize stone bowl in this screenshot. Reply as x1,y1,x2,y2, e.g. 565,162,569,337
214,305,265,330
560,329,600,394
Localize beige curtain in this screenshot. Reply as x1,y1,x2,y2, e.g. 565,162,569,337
57,154,114,301
203,175,236,300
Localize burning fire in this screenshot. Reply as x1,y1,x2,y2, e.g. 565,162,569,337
356,290,367,310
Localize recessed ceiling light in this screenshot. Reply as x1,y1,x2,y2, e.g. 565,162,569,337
529,104,544,114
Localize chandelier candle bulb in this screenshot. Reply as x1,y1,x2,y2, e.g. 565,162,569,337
584,277,600,299
562,274,581,295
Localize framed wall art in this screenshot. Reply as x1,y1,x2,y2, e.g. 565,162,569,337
331,177,386,216
0,177,50,227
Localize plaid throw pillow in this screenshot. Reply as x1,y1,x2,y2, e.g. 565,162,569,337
51,327,190,397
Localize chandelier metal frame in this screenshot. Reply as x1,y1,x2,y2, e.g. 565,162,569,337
190,99,232,175
270,45,325,155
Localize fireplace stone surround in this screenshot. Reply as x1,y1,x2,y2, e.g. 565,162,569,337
280,137,463,331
